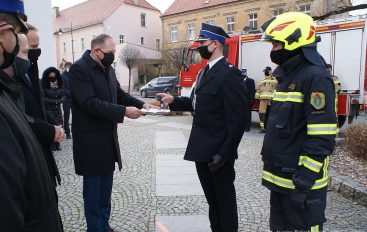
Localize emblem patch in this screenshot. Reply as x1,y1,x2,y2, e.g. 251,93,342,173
288,83,296,91
310,92,325,110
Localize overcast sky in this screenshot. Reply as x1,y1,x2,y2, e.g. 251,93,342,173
51,0,175,14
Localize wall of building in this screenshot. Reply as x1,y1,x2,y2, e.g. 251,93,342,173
25,0,57,74
104,4,162,50
55,24,104,65
162,0,327,50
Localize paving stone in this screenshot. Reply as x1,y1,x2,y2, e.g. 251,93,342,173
55,114,367,232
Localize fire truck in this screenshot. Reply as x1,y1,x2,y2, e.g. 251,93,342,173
180,15,367,126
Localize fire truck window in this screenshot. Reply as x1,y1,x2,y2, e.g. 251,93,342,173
223,45,229,58
191,50,202,64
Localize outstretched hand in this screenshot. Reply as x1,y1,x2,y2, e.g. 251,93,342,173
156,93,174,104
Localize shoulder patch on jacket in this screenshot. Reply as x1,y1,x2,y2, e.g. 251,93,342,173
310,92,325,110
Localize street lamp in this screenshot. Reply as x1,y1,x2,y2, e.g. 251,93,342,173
58,22,75,62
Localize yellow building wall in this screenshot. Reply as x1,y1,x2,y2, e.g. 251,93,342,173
162,0,328,50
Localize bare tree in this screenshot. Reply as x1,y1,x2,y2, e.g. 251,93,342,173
314,3,367,20
118,45,142,93
160,48,184,76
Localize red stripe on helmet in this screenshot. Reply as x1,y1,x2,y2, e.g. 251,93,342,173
269,21,295,34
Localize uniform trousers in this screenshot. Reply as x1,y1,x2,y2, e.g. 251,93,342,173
195,159,238,232
258,99,271,129
270,190,327,232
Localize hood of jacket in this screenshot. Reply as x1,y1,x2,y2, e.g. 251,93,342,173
41,67,62,89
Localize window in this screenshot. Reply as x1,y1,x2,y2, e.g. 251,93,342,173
226,16,235,32
63,42,67,54
300,5,311,15
188,23,195,40
119,34,125,44
156,39,160,50
140,36,145,45
170,26,177,42
205,20,214,25
80,38,85,51
273,8,284,16
248,13,258,29
141,13,146,27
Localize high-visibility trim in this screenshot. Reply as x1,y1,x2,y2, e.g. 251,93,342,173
310,225,319,232
259,92,274,98
262,171,295,189
307,124,337,135
273,91,304,103
262,170,328,190
299,155,323,173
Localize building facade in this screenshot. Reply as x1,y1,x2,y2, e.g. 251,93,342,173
162,0,351,50
53,0,162,91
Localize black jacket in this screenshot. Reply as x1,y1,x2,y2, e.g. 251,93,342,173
0,71,63,231
170,57,249,162
61,70,71,102
42,67,64,126
15,70,61,186
244,76,256,105
261,54,336,195
70,50,144,175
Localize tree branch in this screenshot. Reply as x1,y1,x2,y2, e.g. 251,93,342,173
314,4,367,20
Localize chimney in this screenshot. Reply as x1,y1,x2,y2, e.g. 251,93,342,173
52,6,60,20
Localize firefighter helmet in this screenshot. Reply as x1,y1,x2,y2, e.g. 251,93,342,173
261,12,316,51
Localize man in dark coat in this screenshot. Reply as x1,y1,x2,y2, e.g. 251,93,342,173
14,30,63,185
62,61,72,139
241,68,256,131
158,24,249,232
0,1,63,231
69,34,150,232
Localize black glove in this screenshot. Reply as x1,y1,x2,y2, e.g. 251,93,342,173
208,154,226,173
289,189,308,211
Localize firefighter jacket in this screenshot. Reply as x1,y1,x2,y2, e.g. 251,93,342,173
261,55,337,195
256,75,278,100
331,75,341,94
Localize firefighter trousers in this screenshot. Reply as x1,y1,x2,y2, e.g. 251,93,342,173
258,99,271,129
269,190,327,232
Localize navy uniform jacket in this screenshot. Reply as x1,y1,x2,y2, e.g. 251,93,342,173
261,55,336,195
70,50,144,175
170,57,249,162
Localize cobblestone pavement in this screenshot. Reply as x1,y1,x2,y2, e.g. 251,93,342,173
56,113,367,232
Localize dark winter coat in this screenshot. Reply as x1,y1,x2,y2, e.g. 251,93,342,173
0,70,63,231
42,67,64,126
14,65,61,186
69,50,144,176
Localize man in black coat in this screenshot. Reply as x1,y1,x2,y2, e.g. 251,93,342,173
0,1,63,231
69,34,150,232
158,24,249,232
13,25,63,186
241,68,256,131
62,61,72,139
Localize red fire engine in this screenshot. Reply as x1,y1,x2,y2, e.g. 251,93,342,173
180,16,367,126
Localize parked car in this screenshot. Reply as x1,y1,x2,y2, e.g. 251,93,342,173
140,76,180,98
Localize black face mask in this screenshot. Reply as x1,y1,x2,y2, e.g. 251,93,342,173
270,48,301,65
28,48,41,63
99,50,115,67
12,57,31,78
49,76,57,82
0,31,20,69
197,41,215,60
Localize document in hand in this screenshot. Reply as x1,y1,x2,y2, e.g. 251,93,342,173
141,108,170,115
